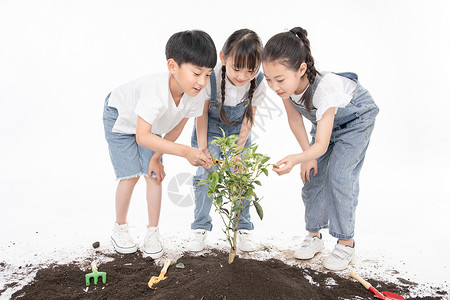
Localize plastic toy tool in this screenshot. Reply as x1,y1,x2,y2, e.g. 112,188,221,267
148,259,171,289
351,271,404,300
85,261,107,286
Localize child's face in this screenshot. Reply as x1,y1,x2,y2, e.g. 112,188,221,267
221,53,258,87
169,60,213,97
262,61,305,100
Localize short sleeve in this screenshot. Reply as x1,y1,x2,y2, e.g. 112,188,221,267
313,74,354,121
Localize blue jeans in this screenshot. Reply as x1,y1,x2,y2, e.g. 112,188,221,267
302,112,377,240
290,72,379,240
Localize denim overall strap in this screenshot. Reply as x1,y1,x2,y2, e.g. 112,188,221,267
288,74,323,128
209,71,218,105
289,72,373,133
256,71,264,85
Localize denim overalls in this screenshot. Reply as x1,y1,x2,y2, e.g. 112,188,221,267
190,71,264,231
290,72,379,240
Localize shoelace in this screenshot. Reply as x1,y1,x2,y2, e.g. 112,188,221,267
117,228,134,244
144,232,162,249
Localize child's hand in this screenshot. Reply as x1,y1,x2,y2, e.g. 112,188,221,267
300,160,318,184
231,155,244,174
148,157,165,183
272,154,298,175
200,147,213,169
185,147,210,168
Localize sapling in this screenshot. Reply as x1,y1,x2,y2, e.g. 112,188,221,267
199,129,271,264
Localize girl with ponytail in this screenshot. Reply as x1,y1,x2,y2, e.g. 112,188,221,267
188,29,270,253
263,27,379,271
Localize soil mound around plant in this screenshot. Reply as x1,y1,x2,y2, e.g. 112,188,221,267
9,251,445,300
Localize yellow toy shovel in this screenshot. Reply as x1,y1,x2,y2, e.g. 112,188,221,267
148,259,171,289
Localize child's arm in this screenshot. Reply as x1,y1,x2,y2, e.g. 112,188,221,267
149,117,193,182
236,106,257,149
274,101,335,175
136,116,210,167
282,99,311,151
195,101,211,159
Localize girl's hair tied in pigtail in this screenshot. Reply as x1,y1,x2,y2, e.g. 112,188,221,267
289,27,308,39
263,26,319,113
289,29,299,37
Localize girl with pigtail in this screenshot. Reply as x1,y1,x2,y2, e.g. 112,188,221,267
263,27,379,271
187,29,270,252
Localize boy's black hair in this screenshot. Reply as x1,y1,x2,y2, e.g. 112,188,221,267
165,30,217,69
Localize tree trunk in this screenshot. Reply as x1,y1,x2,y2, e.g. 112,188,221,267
228,247,236,264
228,229,238,264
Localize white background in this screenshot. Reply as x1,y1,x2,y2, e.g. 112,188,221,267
1,0,449,294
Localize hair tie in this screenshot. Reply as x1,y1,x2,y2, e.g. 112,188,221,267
289,29,299,37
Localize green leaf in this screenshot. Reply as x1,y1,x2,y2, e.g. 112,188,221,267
261,168,268,176
254,201,264,220
231,205,245,212
211,172,219,187
261,156,270,164
214,196,223,206
176,262,185,269
197,179,209,186
254,180,261,186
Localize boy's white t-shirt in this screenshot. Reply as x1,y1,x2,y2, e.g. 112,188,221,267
290,73,357,121
205,64,268,107
108,72,207,135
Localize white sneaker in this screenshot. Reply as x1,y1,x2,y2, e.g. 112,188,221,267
110,223,138,254
186,229,208,252
294,235,325,259
237,229,258,252
142,227,164,259
323,243,355,271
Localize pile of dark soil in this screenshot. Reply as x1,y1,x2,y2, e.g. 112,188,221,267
9,251,446,300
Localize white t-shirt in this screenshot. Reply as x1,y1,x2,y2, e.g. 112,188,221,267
205,64,268,107
108,72,207,135
290,73,357,121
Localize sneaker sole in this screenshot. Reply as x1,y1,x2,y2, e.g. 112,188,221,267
110,237,138,254
294,245,325,260
186,245,205,252
323,255,354,271
238,245,258,252
142,248,164,259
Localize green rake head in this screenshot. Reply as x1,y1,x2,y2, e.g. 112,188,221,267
85,261,107,286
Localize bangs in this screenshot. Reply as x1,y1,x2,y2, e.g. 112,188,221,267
231,39,261,71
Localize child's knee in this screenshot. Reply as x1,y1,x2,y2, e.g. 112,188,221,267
144,175,161,186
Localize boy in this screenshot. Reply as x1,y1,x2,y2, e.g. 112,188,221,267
103,30,216,258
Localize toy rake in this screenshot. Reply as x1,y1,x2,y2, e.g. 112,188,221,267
85,261,107,286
